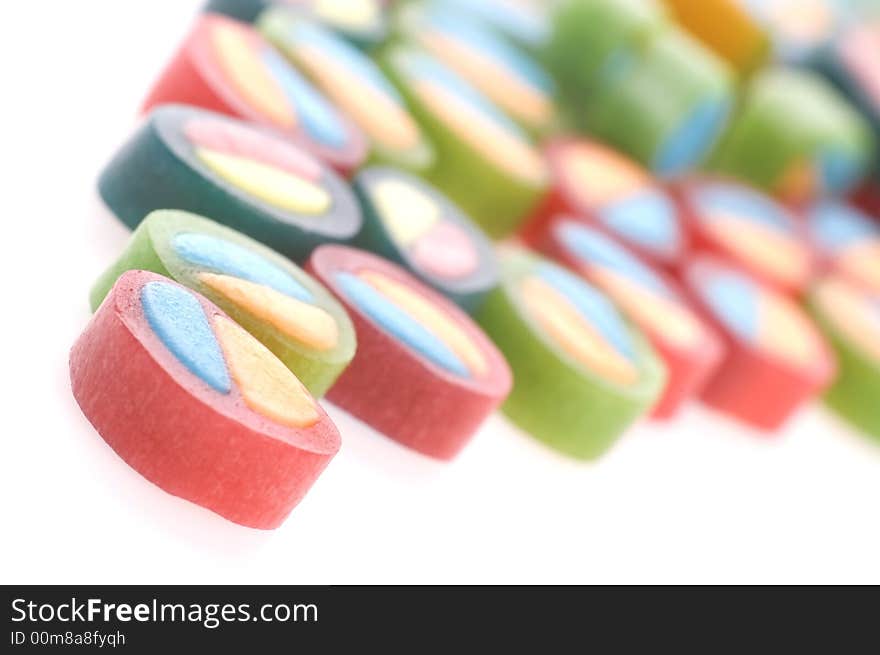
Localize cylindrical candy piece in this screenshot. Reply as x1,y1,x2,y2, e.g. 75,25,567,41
204,0,389,48
711,69,873,204
584,29,733,177
523,139,686,268
809,274,880,440
380,45,549,238
429,0,551,52
684,258,835,430
90,210,357,396
70,270,340,529
477,246,666,460
351,167,498,313
98,104,362,263
661,0,770,74
307,246,512,460
142,12,367,174
546,0,667,112
533,218,722,419
807,201,880,295
809,20,880,145
397,2,557,134
258,9,433,173
674,178,814,294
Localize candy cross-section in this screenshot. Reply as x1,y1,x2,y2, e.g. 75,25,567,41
142,12,367,174
70,270,340,529
98,104,362,263
477,246,666,460
307,246,512,460
90,210,357,396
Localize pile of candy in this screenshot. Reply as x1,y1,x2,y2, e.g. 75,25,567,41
70,0,880,529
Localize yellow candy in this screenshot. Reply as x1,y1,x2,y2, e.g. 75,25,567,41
520,276,639,385
561,146,648,207
815,276,880,363
200,273,339,352
196,148,331,214
359,270,488,376
213,316,320,428
212,22,295,129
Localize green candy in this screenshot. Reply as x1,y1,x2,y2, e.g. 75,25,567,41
476,247,665,460
380,44,549,239
809,277,880,441
545,0,667,113
584,28,733,177
91,210,357,397
712,69,873,202
258,9,435,174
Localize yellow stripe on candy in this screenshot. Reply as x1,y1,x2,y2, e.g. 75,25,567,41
759,293,822,367
213,315,320,428
561,146,648,208
313,0,379,31
839,242,880,293
592,268,704,349
371,179,440,246
200,273,339,352
415,80,547,185
212,22,295,129
296,45,422,152
520,277,639,385
815,276,880,363
705,213,809,287
196,148,331,214
419,31,552,127
358,270,488,377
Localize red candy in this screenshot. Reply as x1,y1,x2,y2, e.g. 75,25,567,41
307,246,512,460
70,271,340,529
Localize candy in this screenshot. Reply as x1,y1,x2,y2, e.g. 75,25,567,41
352,167,498,313
142,13,366,174
674,178,813,294
70,270,340,529
98,105,361,263
429,0,551,52
809,20,880,146
380,45,548,238
205,0,389,48
584,29,733,177
397,3,557,134
546,0,667,111
809,275,880,440
523,139,685,268
711,69,873,204
533,219,722,418
745,0,843,64
90,210,356,396
807,201,880,295
259,9,433,173
477,247,665,460
662,0,770,74
684,258,835,430
307,246,511,460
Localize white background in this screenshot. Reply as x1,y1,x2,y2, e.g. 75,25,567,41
2,0,879,584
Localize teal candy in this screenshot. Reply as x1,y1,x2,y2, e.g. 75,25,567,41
557,222,671,297
261,48,348,148
172,233,314,302
536,264,636,361
140,281,231,393
334,272,470,377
